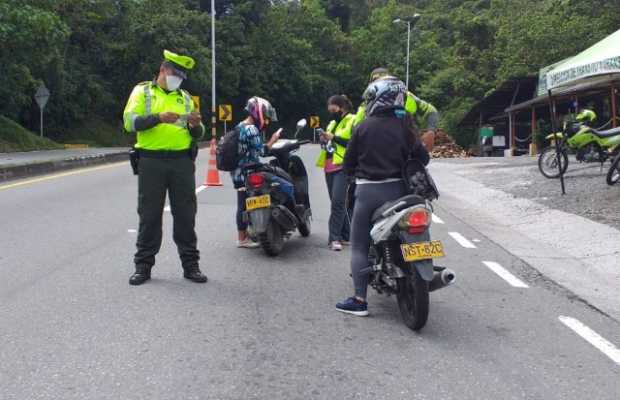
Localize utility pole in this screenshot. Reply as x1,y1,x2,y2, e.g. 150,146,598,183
211,0,217,141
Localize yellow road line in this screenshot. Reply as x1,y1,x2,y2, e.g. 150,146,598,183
0,162,127,191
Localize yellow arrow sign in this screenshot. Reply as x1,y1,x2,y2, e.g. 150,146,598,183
191,96,200,112
219,104,232,122
309,116,320,129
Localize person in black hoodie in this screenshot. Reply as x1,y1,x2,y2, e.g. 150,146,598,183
335,77,430,316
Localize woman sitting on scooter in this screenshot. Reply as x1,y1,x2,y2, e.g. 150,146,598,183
336,78,430,316
232,97,281,248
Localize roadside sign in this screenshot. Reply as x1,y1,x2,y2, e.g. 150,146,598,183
192,96,200,112
219,104,232,122
310,116,320,129
35,85,50,109
34,85,50,137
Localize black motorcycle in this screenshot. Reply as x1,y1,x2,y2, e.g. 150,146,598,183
242,119,312,256
367,159,455,331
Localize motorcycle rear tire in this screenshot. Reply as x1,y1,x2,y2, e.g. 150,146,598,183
396,269,429,331
606,154,620,186
259,222,284,257
538,147,569,179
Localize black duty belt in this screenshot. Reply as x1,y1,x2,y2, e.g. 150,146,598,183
138,149,191,159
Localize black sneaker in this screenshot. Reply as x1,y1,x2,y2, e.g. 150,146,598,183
336,297,368,316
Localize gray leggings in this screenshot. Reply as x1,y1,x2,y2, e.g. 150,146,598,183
350,181,406,299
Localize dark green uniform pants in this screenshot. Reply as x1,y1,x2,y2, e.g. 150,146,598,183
134,156,200,269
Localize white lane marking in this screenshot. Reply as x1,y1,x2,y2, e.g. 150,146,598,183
448,232,477,249
559,316,620,365
432,214,444,224
165,185,206,212
473,239,481,243
482,261,529,288
127,229,137,233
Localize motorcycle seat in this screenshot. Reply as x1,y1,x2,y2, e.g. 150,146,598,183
591,127,620,138
271,166,293,183
371,194,425,223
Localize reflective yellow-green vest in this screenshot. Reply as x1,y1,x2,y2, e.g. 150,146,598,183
316,113,355,168
123,81,201,150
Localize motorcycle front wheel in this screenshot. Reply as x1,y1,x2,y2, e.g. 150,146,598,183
259,222,284,257
396,269,429,331
538,146,569,178
298,210,311,237
606,154,620,186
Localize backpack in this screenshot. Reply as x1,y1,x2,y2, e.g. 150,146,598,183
216,126,241,171
402,158,439,201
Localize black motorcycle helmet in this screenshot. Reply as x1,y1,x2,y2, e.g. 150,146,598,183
363,76,407,117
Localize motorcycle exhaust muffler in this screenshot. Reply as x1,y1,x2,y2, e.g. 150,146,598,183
429,268,456,292
271,205,297,231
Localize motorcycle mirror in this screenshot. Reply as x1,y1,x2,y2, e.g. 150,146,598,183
294,118,307,139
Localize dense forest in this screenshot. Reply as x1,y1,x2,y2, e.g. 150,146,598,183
2,0,620,146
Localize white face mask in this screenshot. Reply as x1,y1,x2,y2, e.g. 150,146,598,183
165,75,183,91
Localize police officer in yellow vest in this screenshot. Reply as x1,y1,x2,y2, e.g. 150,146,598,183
123,50,207,285
316,95,355,251
353,67,439,150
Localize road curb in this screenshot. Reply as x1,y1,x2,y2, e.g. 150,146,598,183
0,142,212,183
0,152,129,183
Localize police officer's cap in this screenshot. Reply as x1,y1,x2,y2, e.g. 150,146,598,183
163,50,195,79
369,67,391,82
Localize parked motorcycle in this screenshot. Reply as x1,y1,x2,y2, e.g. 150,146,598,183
538,110,620,178
242,119,312,256
606,152,620,186
368,159,455,331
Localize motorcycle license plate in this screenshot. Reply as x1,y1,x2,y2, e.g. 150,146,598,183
246,195,271,211
401,241,445,262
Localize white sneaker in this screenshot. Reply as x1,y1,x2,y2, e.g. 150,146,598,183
237,239,260,249
329,241,343,251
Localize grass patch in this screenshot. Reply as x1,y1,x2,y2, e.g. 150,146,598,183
61,118,132,147
0,115,63,152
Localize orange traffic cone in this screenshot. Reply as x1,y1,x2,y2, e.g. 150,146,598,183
204,141,223,187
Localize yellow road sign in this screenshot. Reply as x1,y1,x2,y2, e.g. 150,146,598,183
219,104,233,122
191,96,200,111
310,116,320,129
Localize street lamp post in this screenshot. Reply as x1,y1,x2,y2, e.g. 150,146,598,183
393,14,421,90
211,0,217,141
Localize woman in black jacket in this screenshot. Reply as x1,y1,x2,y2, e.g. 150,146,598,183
336,77,430,316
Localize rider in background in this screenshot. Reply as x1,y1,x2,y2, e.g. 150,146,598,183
316,95,355,251
232,97,280,249
336,77,430,316
353,67,439,151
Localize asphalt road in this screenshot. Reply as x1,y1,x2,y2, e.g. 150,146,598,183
1,145,619,400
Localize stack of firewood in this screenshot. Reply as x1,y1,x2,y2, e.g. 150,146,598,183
430,130,468,158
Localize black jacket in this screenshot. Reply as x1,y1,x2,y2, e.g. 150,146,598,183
343,110,430,181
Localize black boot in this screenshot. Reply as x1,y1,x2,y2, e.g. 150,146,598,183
183,265,208,283
129,265,152,286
